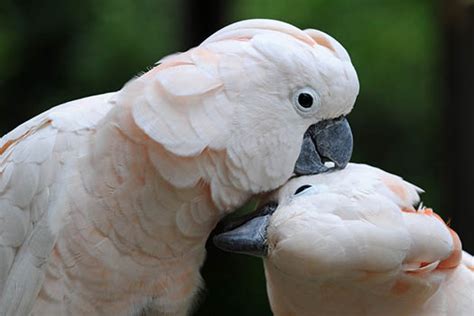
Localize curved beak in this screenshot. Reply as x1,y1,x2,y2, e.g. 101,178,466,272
294,116,353,175
213,202,278,257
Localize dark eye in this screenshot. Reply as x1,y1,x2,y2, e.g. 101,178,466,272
298,93,313,108
292,88,320,116
294,184,312,195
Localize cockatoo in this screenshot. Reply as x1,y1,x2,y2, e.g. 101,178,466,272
0,19,359,315
214,163,474,316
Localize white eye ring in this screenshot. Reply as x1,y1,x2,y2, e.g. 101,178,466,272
292,87,321,116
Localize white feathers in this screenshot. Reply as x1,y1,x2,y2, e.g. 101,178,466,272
261,163,473,316
0,18,360,315
0,201,27,247
0,92,117,314
131,17,359,199
7,164,39,208
131,61,228,157
201,19,316,47
0,164,13,193
402,211,453,264
157,64,222,97
131,47,228,158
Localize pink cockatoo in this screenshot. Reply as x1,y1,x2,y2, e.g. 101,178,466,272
215,163,474,316
0,19,359,315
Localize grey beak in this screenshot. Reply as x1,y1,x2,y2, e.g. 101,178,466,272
294,116,353,175
213,202,278,257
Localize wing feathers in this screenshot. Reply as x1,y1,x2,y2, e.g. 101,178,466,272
0,92,115,313
0,215,56,315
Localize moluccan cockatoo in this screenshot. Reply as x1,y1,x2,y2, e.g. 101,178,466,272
0,19,359,315
214,163,474,316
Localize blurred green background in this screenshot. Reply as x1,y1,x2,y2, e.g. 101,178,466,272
0,0,472,315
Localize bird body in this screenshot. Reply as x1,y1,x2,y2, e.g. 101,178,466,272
0,92,214,315
0,19,358,314
215,164,474,316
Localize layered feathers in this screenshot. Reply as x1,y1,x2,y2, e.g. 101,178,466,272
0,19,359,315
263,164,473,316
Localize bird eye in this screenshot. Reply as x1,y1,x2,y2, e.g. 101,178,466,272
293,88,320,116
294,184,312,195
298,93,313,108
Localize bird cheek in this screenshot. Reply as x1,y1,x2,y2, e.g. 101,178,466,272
268,236,317,278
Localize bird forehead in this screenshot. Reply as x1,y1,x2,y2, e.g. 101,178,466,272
272,196,337,225
277,174,339,202
276,165,388,204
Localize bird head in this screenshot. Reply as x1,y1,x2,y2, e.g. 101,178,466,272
131,19,359,200
202,19,359,191
213,164,422,278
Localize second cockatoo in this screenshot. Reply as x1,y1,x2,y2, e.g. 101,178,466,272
215,163,474,316
0,19,359,315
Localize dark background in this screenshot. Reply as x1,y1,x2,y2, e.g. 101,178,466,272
0,0,472,315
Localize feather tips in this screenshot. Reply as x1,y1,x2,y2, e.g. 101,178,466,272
131,50,230,157
0,92,115,312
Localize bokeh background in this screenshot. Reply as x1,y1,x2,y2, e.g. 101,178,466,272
0,0,472,315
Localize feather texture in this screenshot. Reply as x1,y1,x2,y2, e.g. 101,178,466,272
0,18,359,315
262,163,473,316
0,93,115,314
